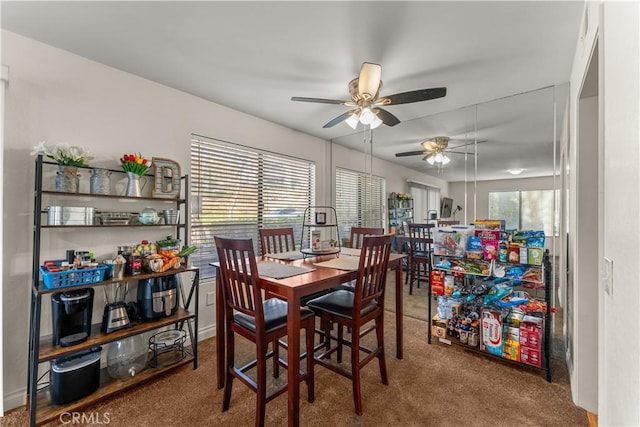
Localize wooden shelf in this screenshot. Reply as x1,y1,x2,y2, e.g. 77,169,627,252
34,353,194,426
38,308,195,362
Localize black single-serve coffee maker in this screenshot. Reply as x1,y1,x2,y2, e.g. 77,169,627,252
51,288,94,347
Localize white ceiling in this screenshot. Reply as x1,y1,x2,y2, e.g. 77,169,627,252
1,1,584,182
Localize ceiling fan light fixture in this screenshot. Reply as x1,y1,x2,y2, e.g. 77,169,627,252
346,113,360,129
426,156,436,165
370,115,383,129
441,155,451,165
359,107,375,125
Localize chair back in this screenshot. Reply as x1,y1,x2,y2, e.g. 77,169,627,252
407,223,434,254
259,227,296,255
214,236,264,324
352,234,393,313
349,227,384,249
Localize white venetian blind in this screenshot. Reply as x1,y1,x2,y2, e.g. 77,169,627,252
190,135,315,278
335,167,385,241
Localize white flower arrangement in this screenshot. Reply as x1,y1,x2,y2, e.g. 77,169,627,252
31,141,93,167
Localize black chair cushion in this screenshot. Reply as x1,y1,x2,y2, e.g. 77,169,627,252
306,290,377,318
301,289,336,306
332,280,355,292
234,298,314,333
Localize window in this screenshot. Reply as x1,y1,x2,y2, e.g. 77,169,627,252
488,190,559,236
190,135,315,279
408,182,441,221
335,167,385,242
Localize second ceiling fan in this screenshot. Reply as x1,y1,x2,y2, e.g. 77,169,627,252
395,136,486,165
291,62,446,129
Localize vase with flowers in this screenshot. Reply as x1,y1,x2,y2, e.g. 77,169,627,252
120,153,151,197
31,141,92,193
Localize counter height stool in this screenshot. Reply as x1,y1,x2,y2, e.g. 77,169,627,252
214,236,315,427
406,223,434,295
333,226,384,293
307,234,393,416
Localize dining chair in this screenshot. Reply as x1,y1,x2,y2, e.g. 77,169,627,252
348,226,385,249
214,236,315,426
306,234,393,416
259,227,296,255
333,226,384,293
405,223,434,295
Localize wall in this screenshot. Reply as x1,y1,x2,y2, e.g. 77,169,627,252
598,2,640,424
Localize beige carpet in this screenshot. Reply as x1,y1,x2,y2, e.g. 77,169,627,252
3,289,586,427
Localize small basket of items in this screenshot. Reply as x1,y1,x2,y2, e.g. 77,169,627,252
142,237,197,273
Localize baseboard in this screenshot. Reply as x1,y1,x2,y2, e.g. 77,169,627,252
586,412,597,427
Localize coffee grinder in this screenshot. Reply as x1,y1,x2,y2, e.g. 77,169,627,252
52,288,94,347
101,282,131,333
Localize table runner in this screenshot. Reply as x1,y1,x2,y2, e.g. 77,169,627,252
313,256,360,271
257,261,315,279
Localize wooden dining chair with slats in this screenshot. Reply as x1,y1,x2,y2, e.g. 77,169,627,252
405,223,434,295
333,226,384,293
214,236,315,427
259,227,296,255
307,234,393,416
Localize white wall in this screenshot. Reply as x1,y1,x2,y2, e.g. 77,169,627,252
598,2,640,424
1,31,443,410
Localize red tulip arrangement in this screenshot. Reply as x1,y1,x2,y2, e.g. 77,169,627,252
121,153,151,176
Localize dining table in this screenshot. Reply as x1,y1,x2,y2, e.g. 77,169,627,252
212,249,406,427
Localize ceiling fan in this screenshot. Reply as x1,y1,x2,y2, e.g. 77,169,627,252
395,136,485,165
291,62,446,129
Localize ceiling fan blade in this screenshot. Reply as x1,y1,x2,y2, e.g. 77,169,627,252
322,110,356,128
358,62,382,100
395,150,426,157
373,107,401,127
382,87,447,105
291,96,348,105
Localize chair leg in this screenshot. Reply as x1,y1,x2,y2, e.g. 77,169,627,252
272,339,280,378
351,325,363,416
222,326,235,411
305,319,315,403
337,324,344,363
323,317,332,356
375,317,389,385
255,339,267,427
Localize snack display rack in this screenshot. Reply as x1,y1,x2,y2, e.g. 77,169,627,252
428,224,552,382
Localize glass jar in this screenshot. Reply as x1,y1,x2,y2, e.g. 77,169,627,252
106,335,148,379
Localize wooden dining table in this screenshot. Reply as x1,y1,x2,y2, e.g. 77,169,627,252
212,250,406,427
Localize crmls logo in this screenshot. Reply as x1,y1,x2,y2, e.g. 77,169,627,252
59,412,111,424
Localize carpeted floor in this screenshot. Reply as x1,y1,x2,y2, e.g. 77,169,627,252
3,275,587,427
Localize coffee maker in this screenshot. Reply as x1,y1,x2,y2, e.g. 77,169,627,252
52,289,94,347
101,282,131,333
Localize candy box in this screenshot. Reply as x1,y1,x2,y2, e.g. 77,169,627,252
430,270,445,295
520,315,543,349
521,346,542,367
527,247,544,265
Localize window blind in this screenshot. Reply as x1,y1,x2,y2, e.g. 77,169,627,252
335,167,385,242
190,136,315,279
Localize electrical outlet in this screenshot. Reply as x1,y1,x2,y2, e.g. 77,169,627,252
206,292,215,306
